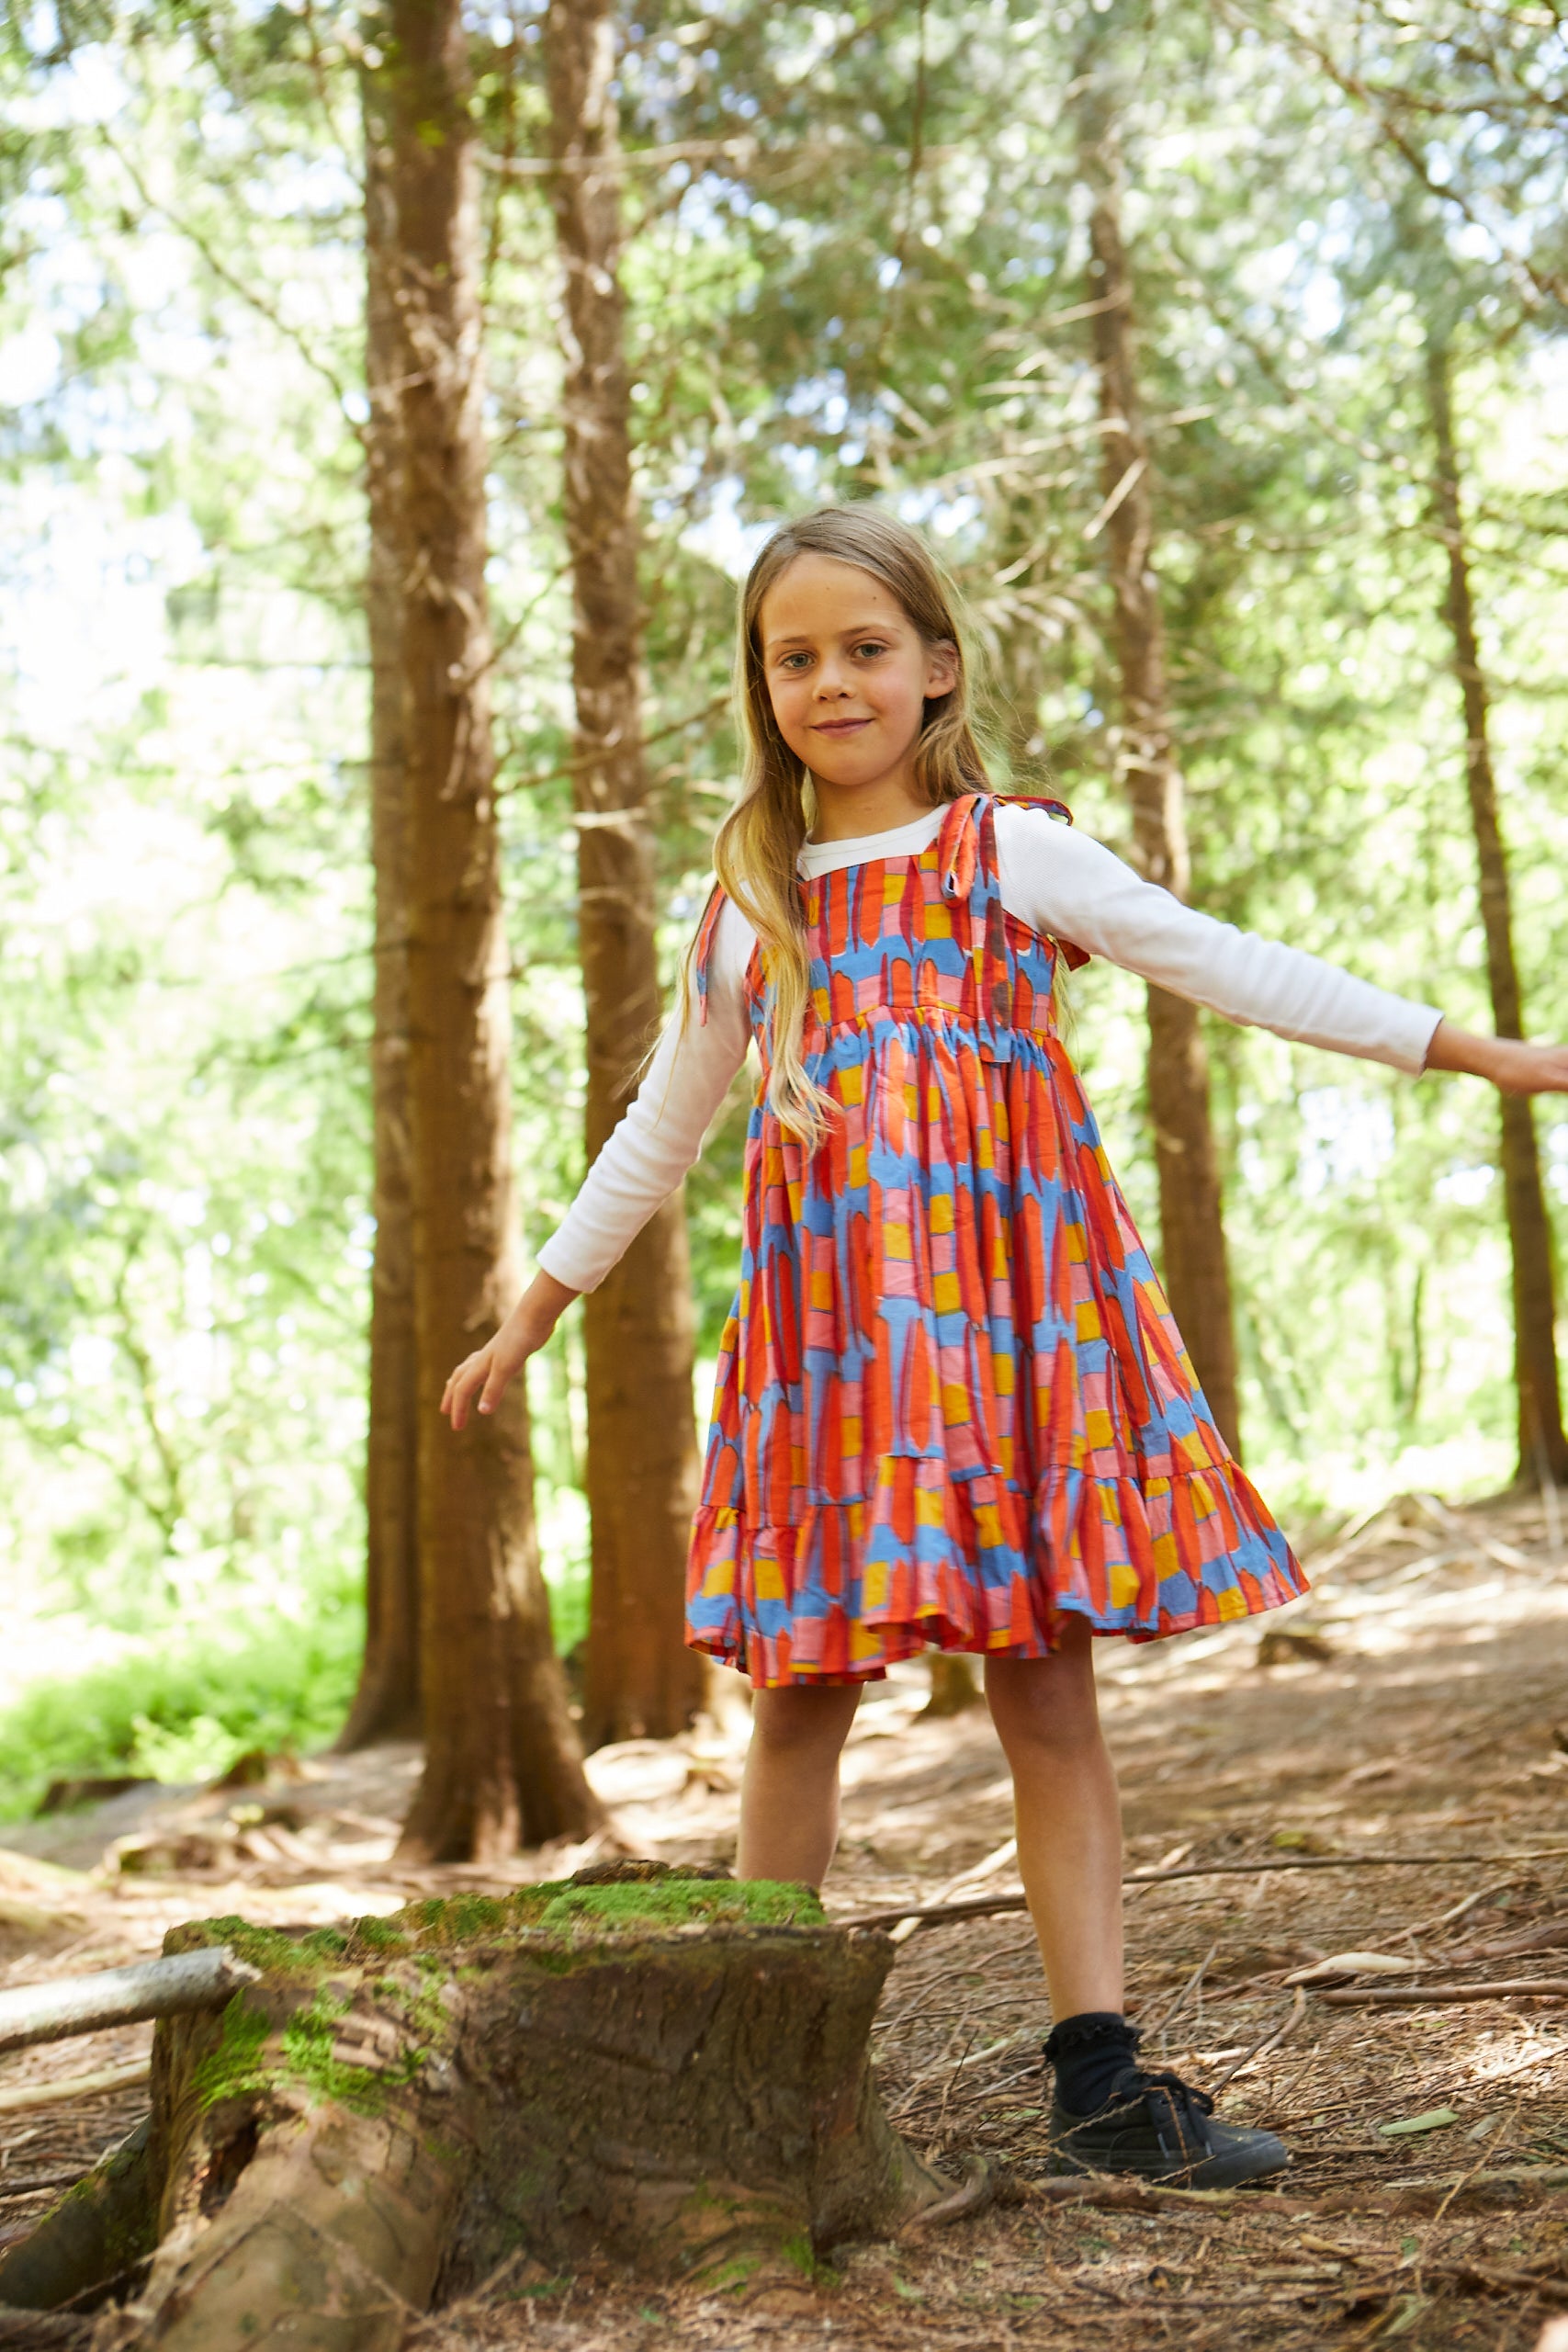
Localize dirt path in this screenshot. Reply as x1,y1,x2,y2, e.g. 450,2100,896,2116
4,1487,1568,2346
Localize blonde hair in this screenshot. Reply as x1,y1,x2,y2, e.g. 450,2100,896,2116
698,505,992,1146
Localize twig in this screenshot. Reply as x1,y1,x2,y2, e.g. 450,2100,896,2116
0,1948,260,2055
888,2025,1036,2118
1423,2258,1568,2301
841,1848,1568,1931
1210,1985,1308,2098
888,1835,1020,1945
1012,2175,1311,2216
0,2312,91,2346
0,2060,150,2116
1142,1941,1218,2046
1416,2098,1519,2290
1318,1977,1568,2007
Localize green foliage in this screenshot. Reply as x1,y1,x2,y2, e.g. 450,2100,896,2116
0,0,1563,1779
0,1610,362,1821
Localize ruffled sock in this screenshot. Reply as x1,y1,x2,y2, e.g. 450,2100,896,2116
1044,2011,1141,2117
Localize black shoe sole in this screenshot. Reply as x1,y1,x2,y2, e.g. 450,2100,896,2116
1047,2137,1290,2190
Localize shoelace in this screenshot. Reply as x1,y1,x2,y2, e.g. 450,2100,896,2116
1066,2063,1217,2162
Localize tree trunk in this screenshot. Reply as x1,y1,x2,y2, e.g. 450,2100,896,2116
922,1654,983,1717
366,0,601,1860
1077,94,1244,1462
543,0,705,1747
1425,335,1568,1487
6,1876,981,2341
340,100,421,1751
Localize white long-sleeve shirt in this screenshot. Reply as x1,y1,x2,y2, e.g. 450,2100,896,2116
536,802,1442,1295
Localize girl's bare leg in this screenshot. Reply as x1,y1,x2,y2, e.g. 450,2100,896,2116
736,1682,863,1888
986,1626,1124,2018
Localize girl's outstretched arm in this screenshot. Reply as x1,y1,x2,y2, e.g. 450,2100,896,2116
442,1269,580,1432
995,806,1566,1084
1425,1021,1568,1095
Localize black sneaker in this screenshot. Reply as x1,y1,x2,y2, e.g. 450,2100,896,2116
1049,2059,1289,2188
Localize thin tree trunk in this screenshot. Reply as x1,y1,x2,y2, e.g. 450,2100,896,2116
1077,96,1244,1461
1426,334,1568,1487
340,107,421,1750
367,0,601,1860
544,0,705,1747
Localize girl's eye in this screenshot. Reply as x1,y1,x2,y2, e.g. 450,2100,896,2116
853,640,888,660
779,651,812,671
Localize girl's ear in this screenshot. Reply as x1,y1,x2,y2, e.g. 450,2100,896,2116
924,639,959,701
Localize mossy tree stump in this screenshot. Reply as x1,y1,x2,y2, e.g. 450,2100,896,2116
3,1867,981,2346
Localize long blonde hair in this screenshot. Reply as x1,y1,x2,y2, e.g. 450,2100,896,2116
700,505,992,1145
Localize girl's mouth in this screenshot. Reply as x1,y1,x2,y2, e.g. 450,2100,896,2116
812,717,872,736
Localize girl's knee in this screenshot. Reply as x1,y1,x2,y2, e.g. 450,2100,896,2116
986,1644,1102,1758
749,1683,861,1760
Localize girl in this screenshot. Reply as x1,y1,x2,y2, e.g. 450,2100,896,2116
444,506,1568,2186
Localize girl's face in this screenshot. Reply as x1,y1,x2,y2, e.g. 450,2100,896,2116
757,553,956,828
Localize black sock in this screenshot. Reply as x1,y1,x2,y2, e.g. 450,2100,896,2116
1044,2011,1141,2117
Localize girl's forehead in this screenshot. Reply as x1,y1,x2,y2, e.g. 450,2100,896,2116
759,552,908,643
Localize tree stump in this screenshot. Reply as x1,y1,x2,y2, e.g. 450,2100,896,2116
4,1867,984,2346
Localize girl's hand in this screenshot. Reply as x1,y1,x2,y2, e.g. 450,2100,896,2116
1427,1021,1568,1097
441,1271,580,1431
1487,1038,1568,1096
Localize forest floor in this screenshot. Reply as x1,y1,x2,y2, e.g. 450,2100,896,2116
4,1485,1568,2349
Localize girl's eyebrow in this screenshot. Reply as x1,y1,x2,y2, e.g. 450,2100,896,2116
762,620,899,654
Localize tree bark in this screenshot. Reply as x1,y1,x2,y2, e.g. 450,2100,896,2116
1077,95,1244,1461
0,2119,152,2318
1425,334,1568,1487
543,0,705,1747
340,100,422,1751
366,0,601,1860
5,1879,980,2340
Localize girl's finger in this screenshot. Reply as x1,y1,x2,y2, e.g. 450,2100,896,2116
478,1363,510,1416
446,1358,486,1429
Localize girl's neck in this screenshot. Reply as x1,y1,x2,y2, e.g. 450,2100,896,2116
807,767,932,844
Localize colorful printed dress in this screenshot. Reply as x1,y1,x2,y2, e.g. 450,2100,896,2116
686,792,1305,1690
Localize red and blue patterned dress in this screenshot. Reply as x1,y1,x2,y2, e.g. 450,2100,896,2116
686,792,1305,1689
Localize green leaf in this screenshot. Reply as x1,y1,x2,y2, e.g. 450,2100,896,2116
1378,2109,1460,2137
1383,2294,1427,2337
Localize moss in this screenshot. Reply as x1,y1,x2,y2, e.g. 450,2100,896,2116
366,1956,454,2044
400,1894,513,1946
174,1917,348,1975
700,2252,764,2291
192,1984,422,2118
278,1987,415,2114
351,1915,411,1953
193,1994,273,2109
526,1879,825,1934
177,1875,823,1987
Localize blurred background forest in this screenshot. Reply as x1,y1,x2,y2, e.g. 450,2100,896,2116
0,0,1563,1838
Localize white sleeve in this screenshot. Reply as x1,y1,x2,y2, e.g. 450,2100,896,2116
536,899,755,1295
993,802,1443,1076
